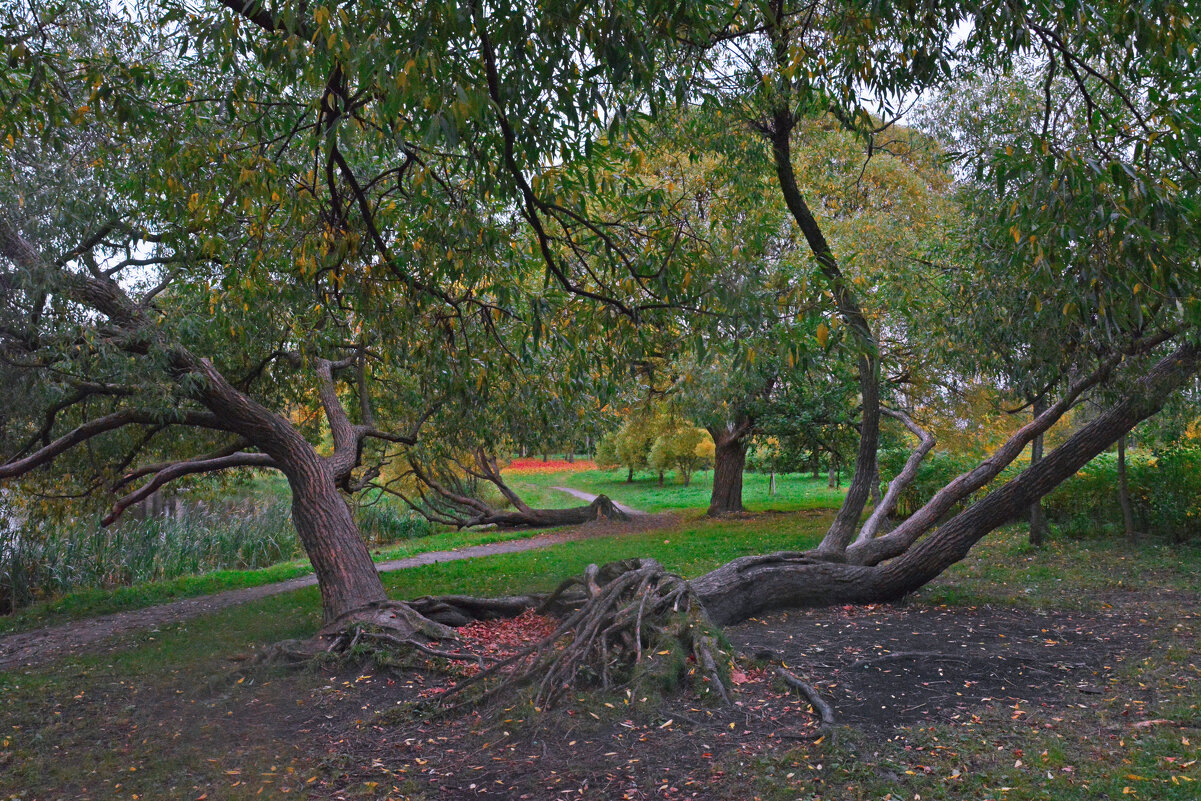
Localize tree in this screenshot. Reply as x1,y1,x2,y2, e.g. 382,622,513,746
4,0,1200,703
0,0,702,631
648,425,714,487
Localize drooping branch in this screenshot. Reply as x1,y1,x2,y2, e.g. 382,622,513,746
853,408,935,544
102,450,279,526
406,454,628,529
13,382,137,458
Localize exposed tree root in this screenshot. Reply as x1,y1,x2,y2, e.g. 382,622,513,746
777,667,836,737
258,565,840,741
436,558,734,711
258,600,459,665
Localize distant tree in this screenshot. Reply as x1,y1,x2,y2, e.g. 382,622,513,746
648,426,714,487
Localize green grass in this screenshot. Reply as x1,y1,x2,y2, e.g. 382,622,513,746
506,466,846,513
916,524,1201,608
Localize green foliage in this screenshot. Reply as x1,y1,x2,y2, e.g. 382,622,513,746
1044,445,1201,541
647,426,714,486
879,449,1023,519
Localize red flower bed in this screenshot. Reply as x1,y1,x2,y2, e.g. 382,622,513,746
503,457,597,474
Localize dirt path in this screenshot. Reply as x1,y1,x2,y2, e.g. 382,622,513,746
0,515,670,672
550,486,643,516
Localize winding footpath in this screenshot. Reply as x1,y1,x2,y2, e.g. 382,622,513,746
0,490,649,671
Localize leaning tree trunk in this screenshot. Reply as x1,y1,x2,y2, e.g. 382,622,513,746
285,452,389,622
192,363,390,623
708,428,748,515
691,343,1200,623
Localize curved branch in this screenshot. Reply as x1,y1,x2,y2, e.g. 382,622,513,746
846,329,1182,566
111,439,250,491
853,409,935,544
103,451,279,526
0,410,223,479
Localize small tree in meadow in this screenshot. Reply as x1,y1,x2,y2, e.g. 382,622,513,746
648,427,715,487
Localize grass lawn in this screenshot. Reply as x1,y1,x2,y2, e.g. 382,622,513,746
506,465,846,513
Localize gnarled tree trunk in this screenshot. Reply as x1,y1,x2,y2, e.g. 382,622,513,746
284,451,388,622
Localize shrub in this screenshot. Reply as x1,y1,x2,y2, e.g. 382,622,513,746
1044,444,1201,541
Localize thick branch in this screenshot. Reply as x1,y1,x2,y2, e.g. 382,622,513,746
0,410,223,479
845,330,1178,566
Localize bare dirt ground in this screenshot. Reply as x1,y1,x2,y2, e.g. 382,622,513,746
236,589,1192,800
0,514,673,672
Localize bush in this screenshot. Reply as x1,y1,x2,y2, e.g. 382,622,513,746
1043,444,1201,541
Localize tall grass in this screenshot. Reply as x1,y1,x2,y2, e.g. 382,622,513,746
0,500,435,614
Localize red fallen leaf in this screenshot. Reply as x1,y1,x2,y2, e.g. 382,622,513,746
730,670,750,685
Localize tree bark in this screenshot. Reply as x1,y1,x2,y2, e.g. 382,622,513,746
190,362,389,622
855,409,935,545
1117,434,1138,541
1028,396,1048,547
707,425,748,515
770,116,880,554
